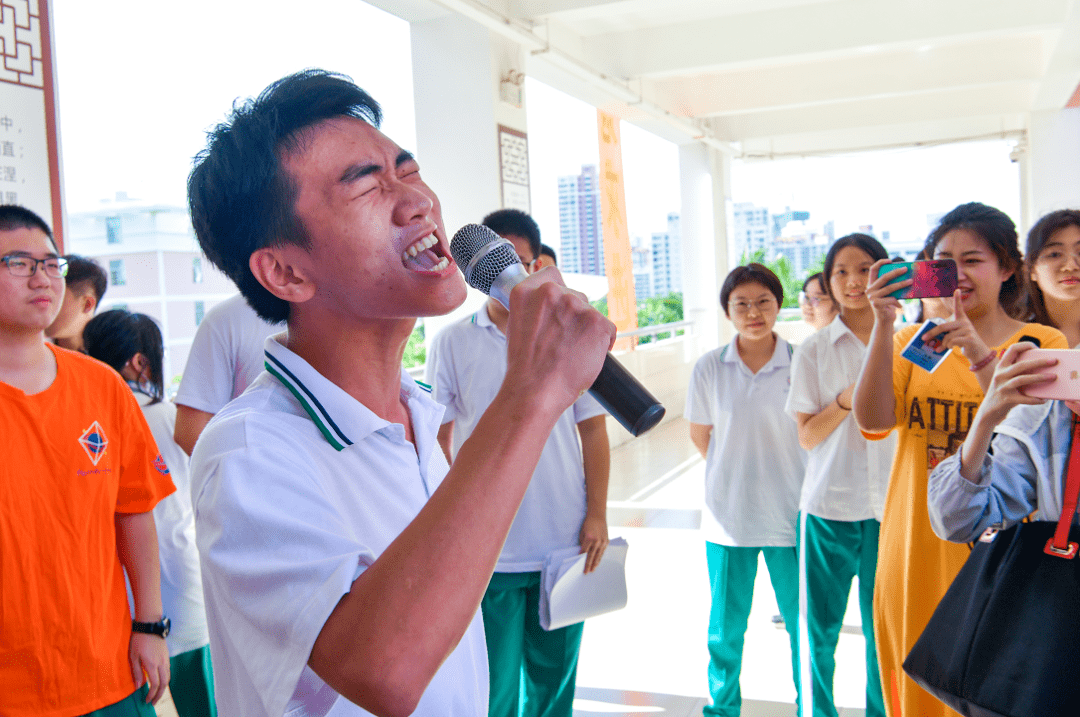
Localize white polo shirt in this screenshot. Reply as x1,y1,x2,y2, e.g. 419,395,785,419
684,336,806,547
190,337,488,717
426,308,607,572
175,293,285,414
785,314,896,522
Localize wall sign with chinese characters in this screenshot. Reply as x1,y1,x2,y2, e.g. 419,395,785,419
498,125,530,213
0,0,64,248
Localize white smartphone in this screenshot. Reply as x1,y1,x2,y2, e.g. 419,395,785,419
1019,349,1080,401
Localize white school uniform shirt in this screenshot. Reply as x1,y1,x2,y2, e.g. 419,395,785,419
785,314,896,522
175,293,285,414
190,337,488,717
684,336,806,547
426,308,607,572
126,390,209,657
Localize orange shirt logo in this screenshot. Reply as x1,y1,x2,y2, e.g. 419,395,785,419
78,420,109,466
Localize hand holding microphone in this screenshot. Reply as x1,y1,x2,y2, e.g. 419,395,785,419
451,224,666,436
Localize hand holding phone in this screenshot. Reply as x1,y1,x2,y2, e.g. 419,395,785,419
886,259,958,300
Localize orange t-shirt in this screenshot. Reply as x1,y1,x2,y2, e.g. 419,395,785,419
0,345,175,717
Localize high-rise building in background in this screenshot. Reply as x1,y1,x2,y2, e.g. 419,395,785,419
631,237,651,302
557,165,605,276
650,213,682,297
733,202,771,258
67,195,236,384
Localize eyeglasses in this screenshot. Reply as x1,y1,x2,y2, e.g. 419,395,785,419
1,254,68,278
798,291,830,307
1036,248,1080,266
730,297,777,315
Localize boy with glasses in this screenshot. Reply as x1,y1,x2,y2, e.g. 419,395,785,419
0,205,175,715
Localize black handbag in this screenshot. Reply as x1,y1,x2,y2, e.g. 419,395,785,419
903,416,1080,717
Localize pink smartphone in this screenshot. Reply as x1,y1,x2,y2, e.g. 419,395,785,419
1020,349,1080,401
886,259,958,299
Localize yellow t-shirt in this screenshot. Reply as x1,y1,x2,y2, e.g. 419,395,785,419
0,346,176,716
868,322,1067,717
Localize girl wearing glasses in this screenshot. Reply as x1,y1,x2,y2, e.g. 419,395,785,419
83,310,218,717
799,273,838,331
685,263,805,717
854,203,1067,717
1025,209,1080,347
785,234,894,717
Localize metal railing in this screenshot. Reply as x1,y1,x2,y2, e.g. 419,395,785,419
616,319,693,344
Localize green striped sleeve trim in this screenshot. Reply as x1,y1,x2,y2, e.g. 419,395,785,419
414,380,432,393
264,357,349,452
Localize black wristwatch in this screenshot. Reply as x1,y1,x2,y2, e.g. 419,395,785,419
132,616,171,638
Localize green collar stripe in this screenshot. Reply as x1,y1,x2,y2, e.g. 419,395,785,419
415,380,432,393
264,352,352,448
264,360,348,452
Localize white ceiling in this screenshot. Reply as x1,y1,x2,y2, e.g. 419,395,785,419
368,0,1080,157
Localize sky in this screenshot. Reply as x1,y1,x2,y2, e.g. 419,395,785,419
52,0,417,213
51,0,1021,260
731,141,1021,248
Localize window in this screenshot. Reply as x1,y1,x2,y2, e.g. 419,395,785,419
109,259,125,286
105,216,122,244
192,256,203,284
194,301,205,327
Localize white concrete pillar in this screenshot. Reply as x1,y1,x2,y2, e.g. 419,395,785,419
710,148,734,348
679,142,731,356
409,13,528,338
1019,107,1080,232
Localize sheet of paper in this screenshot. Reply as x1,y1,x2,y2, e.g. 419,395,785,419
539,538,629,631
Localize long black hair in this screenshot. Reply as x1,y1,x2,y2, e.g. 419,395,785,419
83,309,165,404
1024,209,1080,326
924,202,1025,318
822,233,888,301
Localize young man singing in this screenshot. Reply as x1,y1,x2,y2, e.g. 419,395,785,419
186,69,615,717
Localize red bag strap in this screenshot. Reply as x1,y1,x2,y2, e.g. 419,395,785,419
1045,414,1080,558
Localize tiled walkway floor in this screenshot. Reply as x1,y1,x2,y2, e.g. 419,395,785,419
573,418,869,717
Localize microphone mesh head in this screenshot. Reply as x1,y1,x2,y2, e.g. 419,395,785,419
451,224,520,295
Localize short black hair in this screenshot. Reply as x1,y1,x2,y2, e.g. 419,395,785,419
63,255,107,305
0,204,55,251
720,262,784,314
802,272,825,295
482,209,541,262
539,243,557,265
924,202,1024,318
1025,208,1080,326
84,309,166,404
822,233,888,301
188,69,383,323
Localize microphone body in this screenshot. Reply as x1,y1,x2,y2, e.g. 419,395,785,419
451,224,666,437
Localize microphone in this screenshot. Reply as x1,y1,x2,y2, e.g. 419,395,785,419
451,223,666,437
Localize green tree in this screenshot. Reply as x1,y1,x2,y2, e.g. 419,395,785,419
402,322,426,369
738,249,801,309
636,291,684,344
590,292,685,345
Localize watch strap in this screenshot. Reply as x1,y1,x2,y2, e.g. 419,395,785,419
132,616,170,637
